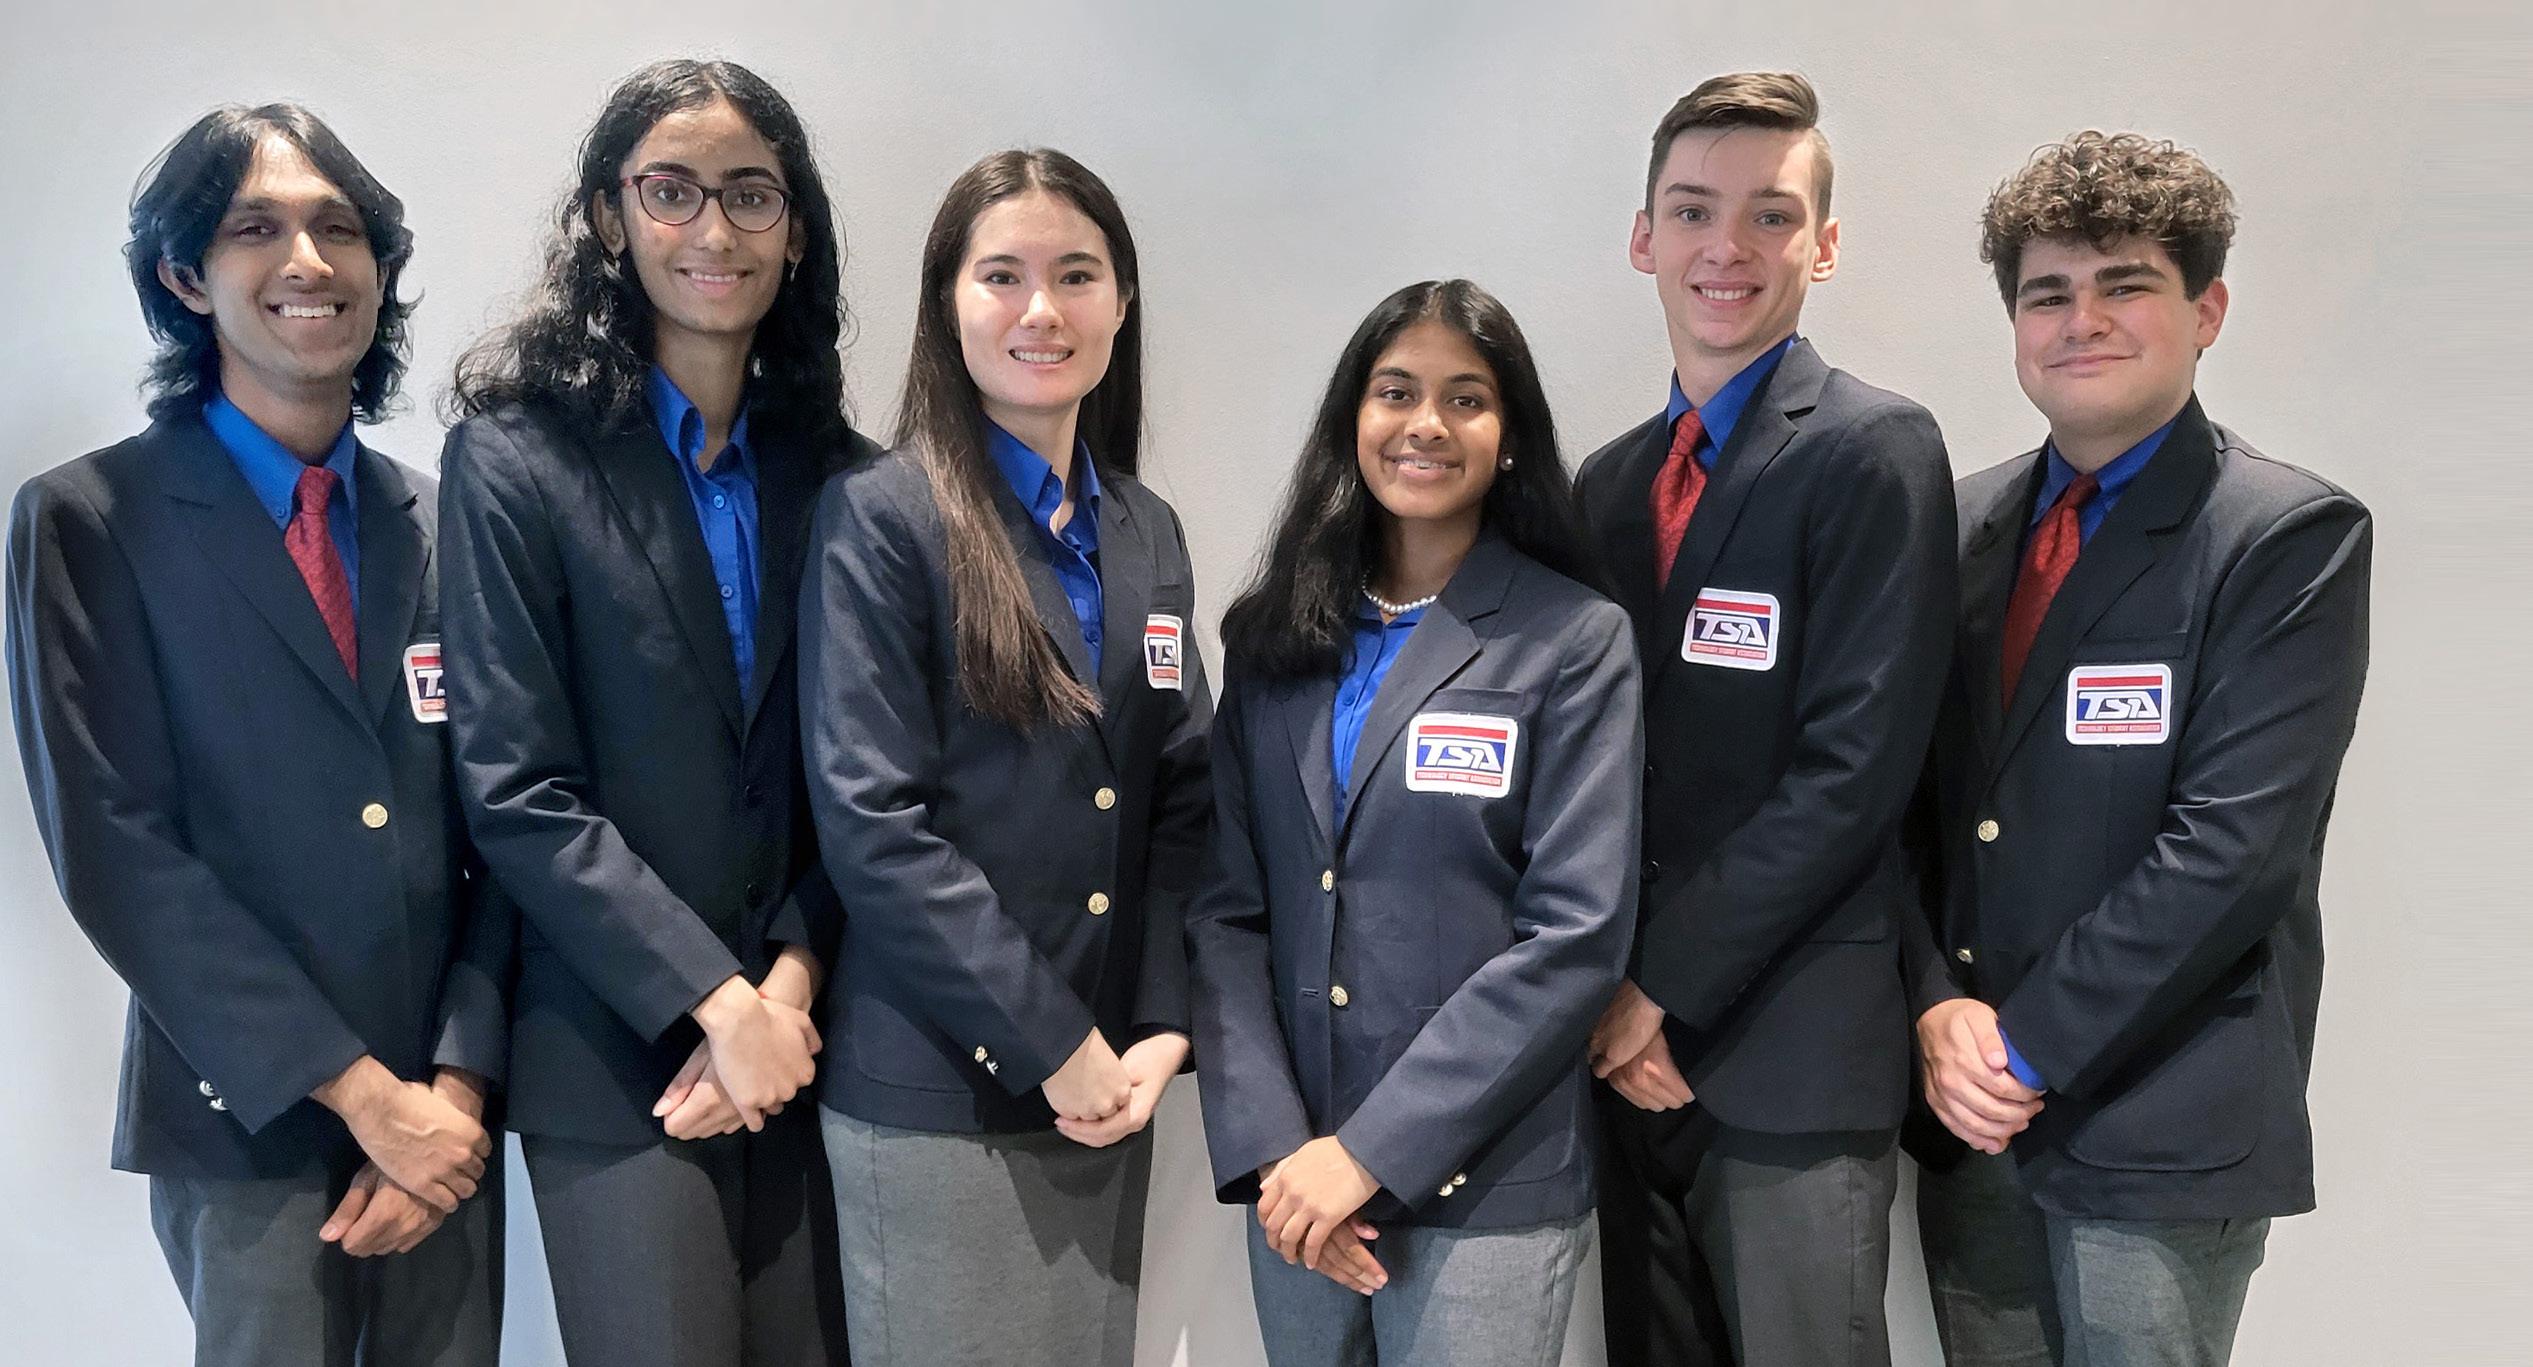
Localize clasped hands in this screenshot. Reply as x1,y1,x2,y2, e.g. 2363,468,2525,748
311,1059,495,1257
653,947,826,1142
1916,997,2043,1154
1257,1138,1387,1297
1589,980,1694,1110
1045,1028,1186,1149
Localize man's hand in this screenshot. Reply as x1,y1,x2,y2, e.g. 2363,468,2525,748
654,1041,745,1141
319,1163,447,1257
1916,998,2043,1155
1040,1028,1131,1123
1258,1136,1380,1271
1055,1032,1186,1149
313,1057,491,1214
1302,1217,1386,1295
1589,980,1668,1077
691,975,821,1132
1603,1029,1695,1112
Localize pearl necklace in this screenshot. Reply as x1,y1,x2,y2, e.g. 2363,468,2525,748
1361,580,1440,616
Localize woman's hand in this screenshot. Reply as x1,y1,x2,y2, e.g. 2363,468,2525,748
1040,1027,1131,1122
1054,1032,1187,1148
1258,1136,1380,1270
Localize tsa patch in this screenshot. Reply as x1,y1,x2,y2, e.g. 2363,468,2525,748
1143,614,1184,691
1404,712,1520,798
1683,589,1781,671
2065,664,2173,746
402,641,447,724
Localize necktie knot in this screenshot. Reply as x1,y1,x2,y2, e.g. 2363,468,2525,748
294,464,340,517
2057,471,2100,513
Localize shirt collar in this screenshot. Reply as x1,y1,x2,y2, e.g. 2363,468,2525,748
985,418,1099,531
647,365,753,476
201,392,359,526
2031,415,2177,527
1663,333,1797,461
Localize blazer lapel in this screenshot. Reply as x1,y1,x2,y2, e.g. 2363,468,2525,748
588,420,744,740
1957,454,2046,771
352,446,429,727
1093,477,1152,716
1277,675,1340,852
1647,339,1823,689
1994,399,2218,771
1334,536,1514,848
160,419,366,724
741,437,821,730
1593,413,1670,660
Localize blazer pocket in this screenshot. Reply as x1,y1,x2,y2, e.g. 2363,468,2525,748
2061,991,2263,1172
847,993,972,1094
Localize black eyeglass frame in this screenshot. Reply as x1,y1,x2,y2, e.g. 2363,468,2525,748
615,173,793,233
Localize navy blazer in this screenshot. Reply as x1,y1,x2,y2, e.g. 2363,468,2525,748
802,447,1212,1134
438,401,865,1147
1902,400,2370,1221
1575,338,1956,1135
1189,537,1641,1229
7,416,503,1179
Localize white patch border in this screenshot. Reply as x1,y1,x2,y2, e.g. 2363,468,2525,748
1402,710,1521,799
1142,613,1184,691
402,640,447,725
2064,662,2174,747
1681,587,1783,672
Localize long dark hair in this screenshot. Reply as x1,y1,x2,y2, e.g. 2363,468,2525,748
448,59,847,440
899,148,1145,729
1222,279,1601,680
126,103,415,423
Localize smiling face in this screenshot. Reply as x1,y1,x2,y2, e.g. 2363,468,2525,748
1631,126,1837,387
2011,234,2226,462
158,134,382,412
952,190,1129,440
1354,321,1504,537
594,97,801,356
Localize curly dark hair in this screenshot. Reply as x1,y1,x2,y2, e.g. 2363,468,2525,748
126,103,415,423
1980,130,2237,310
448,59,848,441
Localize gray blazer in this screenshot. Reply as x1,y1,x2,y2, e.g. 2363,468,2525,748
1189,536,1642,1229
1903,398,2371,1220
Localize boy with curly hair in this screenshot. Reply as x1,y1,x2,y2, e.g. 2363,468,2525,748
1902,130,2373,1366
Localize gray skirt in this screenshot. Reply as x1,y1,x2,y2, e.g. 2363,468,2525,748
821,1107,1153,1367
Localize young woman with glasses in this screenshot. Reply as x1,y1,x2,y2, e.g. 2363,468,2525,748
798,148,1210,1367
437,58,864,1366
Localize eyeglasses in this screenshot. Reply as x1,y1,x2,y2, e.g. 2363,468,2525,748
617,173,792,233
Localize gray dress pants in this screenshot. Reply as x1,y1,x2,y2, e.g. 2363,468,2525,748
1245,1213,1593,1367
150,1164,501,1367
1917,1147,2269,1367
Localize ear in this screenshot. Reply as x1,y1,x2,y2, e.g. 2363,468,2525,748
1628,209,1657,277
157,259,215,316
1114,279,1134,324
591,190,628,256
2193,277,2229,350
1811,216,1841,283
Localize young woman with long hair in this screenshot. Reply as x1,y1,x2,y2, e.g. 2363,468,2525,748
1189,279,1642,1366
798,147,1210,1367
437,58,863,1365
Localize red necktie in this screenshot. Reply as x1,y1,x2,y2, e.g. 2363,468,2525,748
285,466,357,678
1650,410,1708,591
1998,472,2097,708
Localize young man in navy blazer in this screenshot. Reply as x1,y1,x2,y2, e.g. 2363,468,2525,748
6,106,503,1365
1903,131,2371,1367
1574,72,1956,1367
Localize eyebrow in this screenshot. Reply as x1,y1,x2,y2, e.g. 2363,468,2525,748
633,160,784,183
1660,182,1802,202
1370,366,1496,386
974,251,1108,268
2016,259,2173,299
224,194,359,217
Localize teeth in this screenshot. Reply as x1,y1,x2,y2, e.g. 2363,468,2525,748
1012,350,1069,364
1397,457,1451,471
275,303,341,318
1697,286,1756,301
689,272,739,284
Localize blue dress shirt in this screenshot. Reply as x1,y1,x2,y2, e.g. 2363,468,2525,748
986,420,1103,670
2026,417,2177,549
1331,602,1425,827
647,367,762,688
1664,333,1798,469
204,393,360,612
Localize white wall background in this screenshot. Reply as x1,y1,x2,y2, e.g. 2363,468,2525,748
2,2,2521,1363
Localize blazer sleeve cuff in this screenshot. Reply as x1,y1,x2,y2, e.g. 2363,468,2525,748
232,1031,373,1136
1335,1108,1458,1217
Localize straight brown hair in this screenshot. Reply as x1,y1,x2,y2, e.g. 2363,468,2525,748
1645,70,1833,217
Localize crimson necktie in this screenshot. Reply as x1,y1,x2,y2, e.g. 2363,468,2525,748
1998,471,2097,708
1650,409,1708,591
285,466,357,678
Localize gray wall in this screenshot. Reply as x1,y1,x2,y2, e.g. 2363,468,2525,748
1,2,2516,1363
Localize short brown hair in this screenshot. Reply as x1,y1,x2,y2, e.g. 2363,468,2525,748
1980,131,2237,309
1645,71,1832,218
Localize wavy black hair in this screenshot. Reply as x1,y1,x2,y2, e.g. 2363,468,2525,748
449,59,848,439
1222,279,1602,680
125,103,414,423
